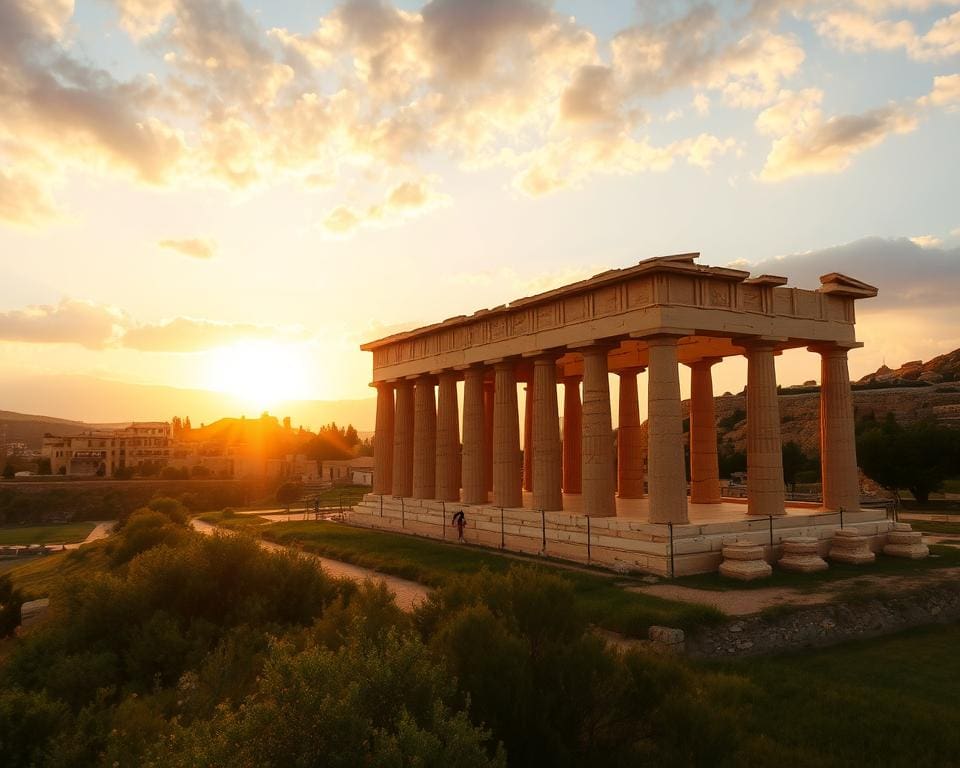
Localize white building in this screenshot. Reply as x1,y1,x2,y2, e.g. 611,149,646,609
42,422,172,476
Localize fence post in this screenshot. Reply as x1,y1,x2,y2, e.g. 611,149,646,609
839,506,844,529
500,507,505,549
401,497,405,529
380,494,383,518
540,509,546,554
668,522,675,580
769,514,774,548
587,516,591,563
442,501,446,539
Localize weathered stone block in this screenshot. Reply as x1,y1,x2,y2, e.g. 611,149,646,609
778,536,829,572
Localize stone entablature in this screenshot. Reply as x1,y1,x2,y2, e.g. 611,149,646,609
362,254,875,383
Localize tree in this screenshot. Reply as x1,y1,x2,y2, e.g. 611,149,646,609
276,482,303,510
781,441,813,491
37,458,52,476
857,415,960,503
3,463,16,479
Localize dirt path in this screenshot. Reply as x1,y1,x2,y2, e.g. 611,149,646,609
190,519,429,611
633,566,960,616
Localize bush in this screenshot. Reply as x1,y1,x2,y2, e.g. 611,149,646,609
0,573,25,637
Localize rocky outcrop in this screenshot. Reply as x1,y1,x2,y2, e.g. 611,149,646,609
856,348,960,386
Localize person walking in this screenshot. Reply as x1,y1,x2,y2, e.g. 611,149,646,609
452,510,466,543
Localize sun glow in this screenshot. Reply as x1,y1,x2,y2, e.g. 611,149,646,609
202,341,312,408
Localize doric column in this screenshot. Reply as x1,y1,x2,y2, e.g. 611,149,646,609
581,346,616,517
483,381,494,492
744,341,785,516
687,358,722,504
412,377,437,499
461,368,487,504
646,336,688,524
562,377,582,494
372,382,394,495
616,367,645,499
814,345,860,512
532,355,562,511
523,384,533,492
435,372,460,502
392,381,414,497
492,361,522,508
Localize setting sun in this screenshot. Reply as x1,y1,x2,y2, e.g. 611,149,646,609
202,341,311,408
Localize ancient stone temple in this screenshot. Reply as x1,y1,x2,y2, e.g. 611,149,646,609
350,253,897,575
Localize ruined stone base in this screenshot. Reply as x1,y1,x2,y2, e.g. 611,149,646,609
883,524,929,559
829,529,876,565
718,541,772,581
779,536,829,573
348,495,894,577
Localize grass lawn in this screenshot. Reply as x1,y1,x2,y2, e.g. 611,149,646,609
673,544,960,593
3,540,111,599
260,520,723,636
308,485,368,507
899,498,960,514
712,623,960,767
0,522,95,546
910,520,960,535
196,510,272,531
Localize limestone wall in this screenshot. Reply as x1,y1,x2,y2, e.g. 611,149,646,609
348,495,896,577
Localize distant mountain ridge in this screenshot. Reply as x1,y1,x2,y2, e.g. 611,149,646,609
0,374,377,441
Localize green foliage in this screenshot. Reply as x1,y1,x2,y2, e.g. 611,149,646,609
717,440,746,479
275,481,303,508
0,688,69,768
717,409,746,431
0,572,24,637
303,422,361,461
857,414,960,503
152,633,502,768
781,441,819,487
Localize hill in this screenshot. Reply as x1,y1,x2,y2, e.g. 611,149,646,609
700,348,960,456
0,410,90,449
0,373,377,437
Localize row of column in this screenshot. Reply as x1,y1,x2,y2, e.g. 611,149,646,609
372,338,860,523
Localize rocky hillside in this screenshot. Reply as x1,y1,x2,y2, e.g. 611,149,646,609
856,348,960,386
701,349,960,455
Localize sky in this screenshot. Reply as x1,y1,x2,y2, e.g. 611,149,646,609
0,0,959,426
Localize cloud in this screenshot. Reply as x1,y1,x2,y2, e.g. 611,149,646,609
742,236,960,309
158,238,217,259
757,88,919,180
815,8,960,60
919,73,960,110
513,131,736,197
322,178,450,235
610,7,805,109
0,168,59,226
121,316,300,352
0,299,125,349
420,0,551,81
910,234,943,248
2,0,956,230
0,294,299,352
0,0,185,224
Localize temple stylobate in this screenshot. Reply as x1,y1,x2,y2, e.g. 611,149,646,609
353,253,888,576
